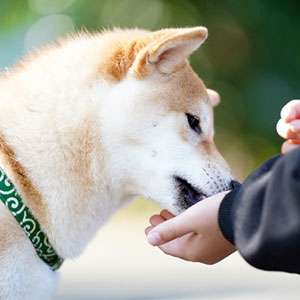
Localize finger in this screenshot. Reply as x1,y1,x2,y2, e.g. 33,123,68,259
147,209,194,246
289,119,300,133
145,225,155,235
149,214,166,226
160,209,175,220
281,140,300,154
158,227,236,264
157,233,196,260
276,119,300,140
280,100,300,122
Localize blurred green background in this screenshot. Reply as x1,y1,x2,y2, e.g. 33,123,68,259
1,1,300,299
1,0,299,180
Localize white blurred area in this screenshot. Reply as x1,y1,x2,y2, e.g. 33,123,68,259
54,197,300,300
24,0,75,53
28,0,75,15
24,14,74,53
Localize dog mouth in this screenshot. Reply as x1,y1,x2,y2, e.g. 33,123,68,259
174,176,207,209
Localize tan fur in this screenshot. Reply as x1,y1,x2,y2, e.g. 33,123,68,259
0,27,234,299
165,64,210,113
0,135,47,225
201,140,217,155
59,116,101,186
97,27,207,82
97,30,149,81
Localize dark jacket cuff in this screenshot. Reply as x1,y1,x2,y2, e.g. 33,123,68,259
218,188,240,245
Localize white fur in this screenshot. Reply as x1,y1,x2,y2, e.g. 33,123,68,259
0,28,234,299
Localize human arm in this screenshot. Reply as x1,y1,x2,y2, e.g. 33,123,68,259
146,150,300,273
218,149,300,273
219,100,300,273
146,99,300,273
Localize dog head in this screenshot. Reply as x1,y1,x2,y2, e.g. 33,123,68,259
100,27,236,214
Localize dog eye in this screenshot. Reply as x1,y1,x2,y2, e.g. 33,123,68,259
186,113,201,134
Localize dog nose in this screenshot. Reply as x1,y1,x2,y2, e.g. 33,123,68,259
230,180,241,190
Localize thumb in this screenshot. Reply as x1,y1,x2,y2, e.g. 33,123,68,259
147,210,193,246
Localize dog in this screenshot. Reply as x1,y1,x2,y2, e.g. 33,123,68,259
0,27,235,299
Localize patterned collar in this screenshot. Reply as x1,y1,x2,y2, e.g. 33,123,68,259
0,168,63,271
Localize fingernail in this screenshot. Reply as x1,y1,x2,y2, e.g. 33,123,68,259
290,139,300,145
147,231,161,245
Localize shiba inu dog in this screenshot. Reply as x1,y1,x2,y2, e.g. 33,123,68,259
0,27,235,299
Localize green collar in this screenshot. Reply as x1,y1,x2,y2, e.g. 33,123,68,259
0,167,63,271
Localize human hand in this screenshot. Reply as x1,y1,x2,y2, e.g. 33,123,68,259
145,191,236,264
277,99,300,153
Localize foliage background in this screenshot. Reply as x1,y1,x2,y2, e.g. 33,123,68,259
1,1,300,299
1,0,300,180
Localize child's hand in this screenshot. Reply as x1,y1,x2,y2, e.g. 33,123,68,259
276,99,300,153
145,191,236,264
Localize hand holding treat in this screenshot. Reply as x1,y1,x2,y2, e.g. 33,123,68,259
276,99,300,153
146,99,300,274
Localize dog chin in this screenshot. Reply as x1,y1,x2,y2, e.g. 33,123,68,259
169,198,205,216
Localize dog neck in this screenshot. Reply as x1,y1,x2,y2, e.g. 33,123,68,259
0,85,132,261
0,134,47,226
0,166,64,270
0,118,128,260
0,36,139,259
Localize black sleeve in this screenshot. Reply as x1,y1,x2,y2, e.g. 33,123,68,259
218,148,300,274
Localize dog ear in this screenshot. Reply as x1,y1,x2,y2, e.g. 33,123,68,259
207,89,220,107
133,27,208,77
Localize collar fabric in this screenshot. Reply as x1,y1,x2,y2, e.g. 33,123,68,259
0,167,63,271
